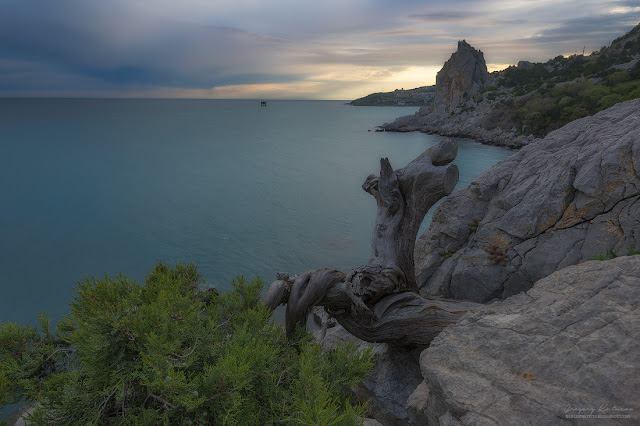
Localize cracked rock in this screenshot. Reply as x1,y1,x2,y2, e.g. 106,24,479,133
416,99,640,303
413,256,640,425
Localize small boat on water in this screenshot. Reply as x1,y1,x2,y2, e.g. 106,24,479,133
260,100,267,107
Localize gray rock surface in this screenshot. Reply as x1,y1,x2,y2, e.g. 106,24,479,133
415,99,640,303
414,256,640,425
434,40,489,115
315,325,422,426
382,102,536,149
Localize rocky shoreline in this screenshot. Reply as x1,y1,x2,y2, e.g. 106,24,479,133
377,107,537,149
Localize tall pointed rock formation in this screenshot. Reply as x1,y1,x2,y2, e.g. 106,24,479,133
434,40,489,114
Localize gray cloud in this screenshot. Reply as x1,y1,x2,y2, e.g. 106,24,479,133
615,0,640,7
0,0,638,98
0,2,303,92
409,11,480,22
520,13,640,44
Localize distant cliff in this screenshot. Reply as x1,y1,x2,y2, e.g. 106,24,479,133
378,23,640,147
433,40,489,115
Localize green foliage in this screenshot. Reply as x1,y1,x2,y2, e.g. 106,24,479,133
605,71,630,86
593,248,640,261
511,76,640,136
491,24,640,136
630,62,640,80
1,263,373,425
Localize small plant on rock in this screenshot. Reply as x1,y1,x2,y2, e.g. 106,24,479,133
440,247,460,260
593,248,640,260
484,244,508,266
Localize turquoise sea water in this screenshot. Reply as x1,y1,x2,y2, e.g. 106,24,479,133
0,99,513,326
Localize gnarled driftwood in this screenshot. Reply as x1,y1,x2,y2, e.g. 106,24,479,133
262,139,479,347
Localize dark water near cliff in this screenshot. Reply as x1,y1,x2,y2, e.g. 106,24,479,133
0,99,513,326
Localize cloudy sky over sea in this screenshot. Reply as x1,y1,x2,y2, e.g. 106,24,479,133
1,0,639,99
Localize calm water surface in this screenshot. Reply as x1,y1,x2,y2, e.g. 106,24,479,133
0,99,513,325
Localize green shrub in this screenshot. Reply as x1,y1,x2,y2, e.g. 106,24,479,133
598,93,624,109
630,62,640,80
559,105,590,122
0,263,373,425
605,71,630,86
593,248,640,261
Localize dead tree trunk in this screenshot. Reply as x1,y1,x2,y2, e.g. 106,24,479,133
262,139,479,347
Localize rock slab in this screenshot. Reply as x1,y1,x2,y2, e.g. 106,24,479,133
414,256,640,425
415,99,640,303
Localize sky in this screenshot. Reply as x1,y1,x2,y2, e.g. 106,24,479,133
0,0,639,100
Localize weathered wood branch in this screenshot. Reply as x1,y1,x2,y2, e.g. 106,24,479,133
262,139,479,347
335,292,479,347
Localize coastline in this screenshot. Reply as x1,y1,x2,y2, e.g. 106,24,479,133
377,104,539,149
377,125,526,149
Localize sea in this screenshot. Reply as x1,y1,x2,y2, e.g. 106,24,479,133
0,99,514,327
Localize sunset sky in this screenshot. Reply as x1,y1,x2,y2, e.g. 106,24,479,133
1,0,639,100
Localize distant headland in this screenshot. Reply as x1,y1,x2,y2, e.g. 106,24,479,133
349,86,435,106
355,23,640,148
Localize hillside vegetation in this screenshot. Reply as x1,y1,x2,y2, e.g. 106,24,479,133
486,23,640,136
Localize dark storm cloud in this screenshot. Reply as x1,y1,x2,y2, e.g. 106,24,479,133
0,8,101,66
0,1,305,93
521,13,640,44
615,0,640,7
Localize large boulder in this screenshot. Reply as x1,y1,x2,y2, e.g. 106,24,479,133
434,40,489,114
412,256,640,425
416,99,640,303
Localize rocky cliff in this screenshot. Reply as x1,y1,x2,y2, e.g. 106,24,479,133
381,40,535,148
434,40,489,115
415,98,640,303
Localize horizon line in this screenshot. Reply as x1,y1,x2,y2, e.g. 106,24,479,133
0,96,358,102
